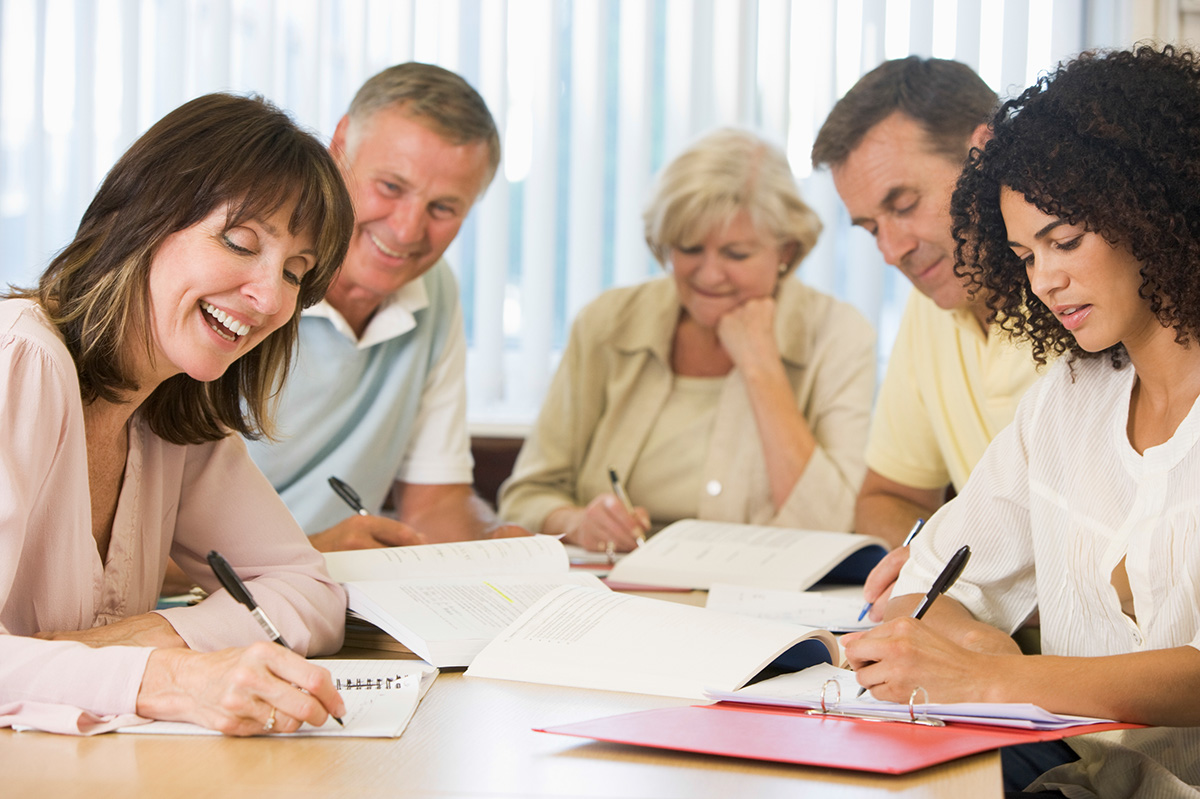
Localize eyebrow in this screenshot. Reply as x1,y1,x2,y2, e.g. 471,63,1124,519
850,185,913,227
381,171,466,207
1007,219,1069,247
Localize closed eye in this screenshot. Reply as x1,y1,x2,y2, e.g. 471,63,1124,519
223,234,254,255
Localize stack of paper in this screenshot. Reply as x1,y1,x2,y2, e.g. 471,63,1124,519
706,664,1117,730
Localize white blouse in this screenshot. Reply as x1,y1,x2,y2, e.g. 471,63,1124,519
896,355,1200,798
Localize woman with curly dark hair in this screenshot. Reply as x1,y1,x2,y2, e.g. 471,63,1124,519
842,46,1200,797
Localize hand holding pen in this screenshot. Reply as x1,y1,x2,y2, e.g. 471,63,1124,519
206,550,344,728
853,544,971,697
858,518,926,622
308,476,425,552
553,471,648,560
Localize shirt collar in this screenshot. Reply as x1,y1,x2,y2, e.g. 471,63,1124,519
303,270,432,350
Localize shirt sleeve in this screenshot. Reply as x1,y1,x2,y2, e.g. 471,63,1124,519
497,312,593,532
865,291,952,491
156,434,346,656
0,330,154,731
770,302,876,532
893,371,1044,633
394,297,474,486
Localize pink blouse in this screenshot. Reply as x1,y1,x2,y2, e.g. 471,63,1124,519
0,299,346,734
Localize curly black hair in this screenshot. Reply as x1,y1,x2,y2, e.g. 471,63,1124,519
950,44,1200,368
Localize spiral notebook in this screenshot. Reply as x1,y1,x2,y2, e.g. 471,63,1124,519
118,660,437,738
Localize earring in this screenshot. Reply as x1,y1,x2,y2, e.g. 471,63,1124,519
777,263,788,275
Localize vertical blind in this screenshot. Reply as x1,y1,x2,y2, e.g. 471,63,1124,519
0,0,1132,429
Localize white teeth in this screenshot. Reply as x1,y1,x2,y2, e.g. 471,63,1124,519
1063,307,1078,315
201,301,250,337
368,231,405,259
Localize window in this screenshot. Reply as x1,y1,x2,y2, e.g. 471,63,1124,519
0,0,1131,429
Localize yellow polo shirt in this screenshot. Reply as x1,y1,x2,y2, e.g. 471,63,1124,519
866,289,1043,492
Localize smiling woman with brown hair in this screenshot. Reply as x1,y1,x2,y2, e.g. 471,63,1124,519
0,93,355,736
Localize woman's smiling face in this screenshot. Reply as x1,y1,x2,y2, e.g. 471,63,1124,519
143,203,315,386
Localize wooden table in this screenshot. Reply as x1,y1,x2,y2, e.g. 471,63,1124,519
1,585,1002,798
1,667,1001,799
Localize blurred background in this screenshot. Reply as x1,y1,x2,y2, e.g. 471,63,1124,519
0,0,1186,432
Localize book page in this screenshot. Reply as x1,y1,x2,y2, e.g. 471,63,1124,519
465,585,837,699
346,572,607,667
324,534,569,582
119,661,438,737
706,583,877,633
606,520,886,590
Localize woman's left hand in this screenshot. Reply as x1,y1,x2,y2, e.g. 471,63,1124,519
842,617,1010,704
34,612,188,649
716,296,780,371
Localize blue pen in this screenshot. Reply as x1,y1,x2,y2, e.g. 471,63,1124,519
857,518,926,621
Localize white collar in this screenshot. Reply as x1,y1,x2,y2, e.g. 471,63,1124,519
304,274,430,350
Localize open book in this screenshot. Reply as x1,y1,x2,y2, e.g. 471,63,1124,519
606,519,887,590
464,584,839,699
323,536,607,667
705,583,877,633
119,661,438,738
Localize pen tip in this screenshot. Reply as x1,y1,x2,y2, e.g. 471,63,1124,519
333,716,345,727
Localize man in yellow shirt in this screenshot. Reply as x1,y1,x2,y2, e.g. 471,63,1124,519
812,57,1043,616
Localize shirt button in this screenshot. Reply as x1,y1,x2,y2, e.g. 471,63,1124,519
706,480,722,497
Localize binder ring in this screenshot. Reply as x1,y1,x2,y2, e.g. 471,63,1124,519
908,686,931,724
819,678,841,714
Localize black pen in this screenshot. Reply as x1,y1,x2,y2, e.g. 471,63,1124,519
856,544,971,697
208,550,292,648
910,544,971,620
206,550,344,727
607,467,646,547
328,475,369,516
858,518,926,621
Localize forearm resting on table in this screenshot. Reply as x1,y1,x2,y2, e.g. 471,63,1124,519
996,646,1200,725
35,612,188,649
854,470,945,548
394,482,528,541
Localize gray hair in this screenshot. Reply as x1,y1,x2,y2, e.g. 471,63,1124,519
644,128,821,275
347,62,501,186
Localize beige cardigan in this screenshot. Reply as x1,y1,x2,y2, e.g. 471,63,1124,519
498,276,876,533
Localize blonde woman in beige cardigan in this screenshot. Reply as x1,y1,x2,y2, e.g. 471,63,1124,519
499,129,876,554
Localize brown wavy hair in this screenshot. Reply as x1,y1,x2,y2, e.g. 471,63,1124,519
10,93,353,443
951,45,1200,368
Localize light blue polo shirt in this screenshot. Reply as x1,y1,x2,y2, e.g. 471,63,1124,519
246,260,462,534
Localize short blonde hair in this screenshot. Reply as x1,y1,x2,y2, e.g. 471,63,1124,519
643,128,821,274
